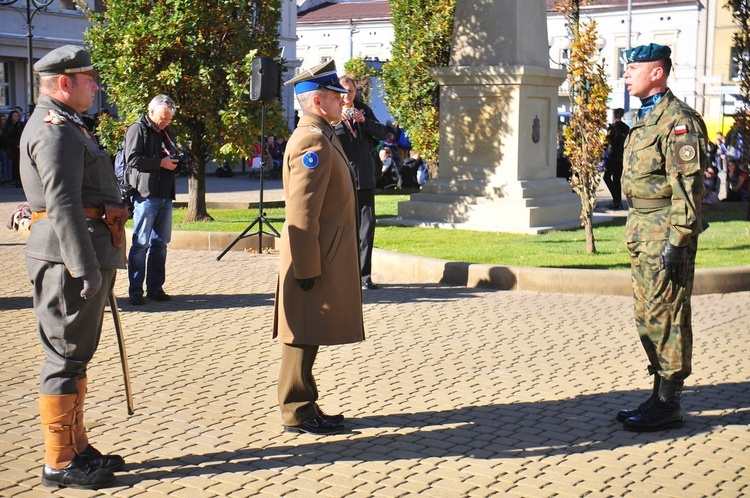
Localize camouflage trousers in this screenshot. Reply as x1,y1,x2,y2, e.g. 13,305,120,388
627,238,697,381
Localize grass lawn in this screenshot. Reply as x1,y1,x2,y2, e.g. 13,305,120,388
162,195,750,270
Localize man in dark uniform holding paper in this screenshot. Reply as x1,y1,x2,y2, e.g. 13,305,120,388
273,60,365,435
20,45,127,489
618,43,707,432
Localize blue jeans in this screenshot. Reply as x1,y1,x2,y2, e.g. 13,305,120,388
128,197,172,296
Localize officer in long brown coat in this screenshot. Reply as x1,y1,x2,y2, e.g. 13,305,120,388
273,60,365,435
618,43,707,432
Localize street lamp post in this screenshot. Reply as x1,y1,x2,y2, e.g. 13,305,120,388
0,0,54,114
624,0,632,112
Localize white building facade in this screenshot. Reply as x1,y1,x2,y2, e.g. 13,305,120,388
547,0,707,124
296,0,729,133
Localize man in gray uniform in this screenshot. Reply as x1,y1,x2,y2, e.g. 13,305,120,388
20,45,127,490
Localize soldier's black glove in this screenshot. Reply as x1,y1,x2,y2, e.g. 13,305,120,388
80,270,102,299
298,278,315,291
660,242,687,286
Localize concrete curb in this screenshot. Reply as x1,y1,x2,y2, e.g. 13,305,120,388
157,228,750,295
371,248,750,295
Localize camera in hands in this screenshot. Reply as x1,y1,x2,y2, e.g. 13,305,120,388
169,151,191,176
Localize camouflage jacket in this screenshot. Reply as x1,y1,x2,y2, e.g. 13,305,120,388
622,89,707,246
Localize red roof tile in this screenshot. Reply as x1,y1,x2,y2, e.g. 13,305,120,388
299,1,392,24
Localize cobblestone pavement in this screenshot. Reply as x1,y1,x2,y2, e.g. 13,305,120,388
0,186,749,497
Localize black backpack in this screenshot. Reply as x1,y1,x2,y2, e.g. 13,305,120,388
113,141,137,218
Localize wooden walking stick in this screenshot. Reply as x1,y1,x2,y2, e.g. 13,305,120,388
108,291,134,415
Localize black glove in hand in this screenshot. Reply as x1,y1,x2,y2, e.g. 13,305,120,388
298,277,315,291
80,270,102,299
660,242,687,286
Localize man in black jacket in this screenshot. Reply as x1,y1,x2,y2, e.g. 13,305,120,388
124,95,180,305
603,108,630,210
334,76,390,290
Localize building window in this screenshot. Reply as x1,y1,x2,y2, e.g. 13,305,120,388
0,62,10,108
319,56,332,63
58,0,76,9
617,48,628,78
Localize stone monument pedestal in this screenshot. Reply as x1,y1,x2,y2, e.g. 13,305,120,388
394,64,580,234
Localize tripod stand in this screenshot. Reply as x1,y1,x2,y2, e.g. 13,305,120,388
216,101,280,261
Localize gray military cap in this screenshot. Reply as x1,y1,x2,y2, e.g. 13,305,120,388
34,45,98,77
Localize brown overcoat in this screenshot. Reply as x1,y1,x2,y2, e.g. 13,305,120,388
273,113,365,345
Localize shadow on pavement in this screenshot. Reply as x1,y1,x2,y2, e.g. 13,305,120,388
121,381,750,484
0,284,503,312
115,293,276,312
0,296,33,310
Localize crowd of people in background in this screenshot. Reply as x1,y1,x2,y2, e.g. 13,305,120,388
706,129,749,204
556,110,750,208
2,96,431,194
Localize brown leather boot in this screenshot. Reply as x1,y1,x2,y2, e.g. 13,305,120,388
74,378,88,452
39,392,114,490
74,378,125,472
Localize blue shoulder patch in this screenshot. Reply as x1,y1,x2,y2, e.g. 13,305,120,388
302,151,319,169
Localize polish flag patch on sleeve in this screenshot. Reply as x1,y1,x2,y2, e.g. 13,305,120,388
674,124,688,135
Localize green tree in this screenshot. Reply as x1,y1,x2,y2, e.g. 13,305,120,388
557,0,610,253
381,0,456,173
343,57,377,104
78,0,286,222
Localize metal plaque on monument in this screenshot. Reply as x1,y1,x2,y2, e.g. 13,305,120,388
393,0,580,233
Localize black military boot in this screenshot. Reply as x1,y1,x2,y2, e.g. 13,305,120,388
42,454,116,490
623,378,684,432
616,373,661,422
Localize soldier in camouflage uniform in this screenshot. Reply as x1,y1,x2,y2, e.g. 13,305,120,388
619,44,707,432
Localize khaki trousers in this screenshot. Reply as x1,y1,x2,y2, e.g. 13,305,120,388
278,344,319,426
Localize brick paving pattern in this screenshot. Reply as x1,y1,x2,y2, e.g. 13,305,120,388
0,183,748,497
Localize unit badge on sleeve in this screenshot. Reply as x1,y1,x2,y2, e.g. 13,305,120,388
678,145,696,162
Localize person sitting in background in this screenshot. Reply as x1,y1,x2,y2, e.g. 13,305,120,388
378,132,400,168
723,158,749,202
377,146,400,189
703,165,720,205
266,135,282,173
400,149,430,189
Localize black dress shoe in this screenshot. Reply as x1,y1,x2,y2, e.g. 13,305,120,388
129,294,145,306
79,444,125,472
41,455,116,490
317,406,344,424
146,291,171,301
362,280,379,290
284,415,343,435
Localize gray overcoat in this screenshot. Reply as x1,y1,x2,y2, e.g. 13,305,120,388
20,94,126,276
